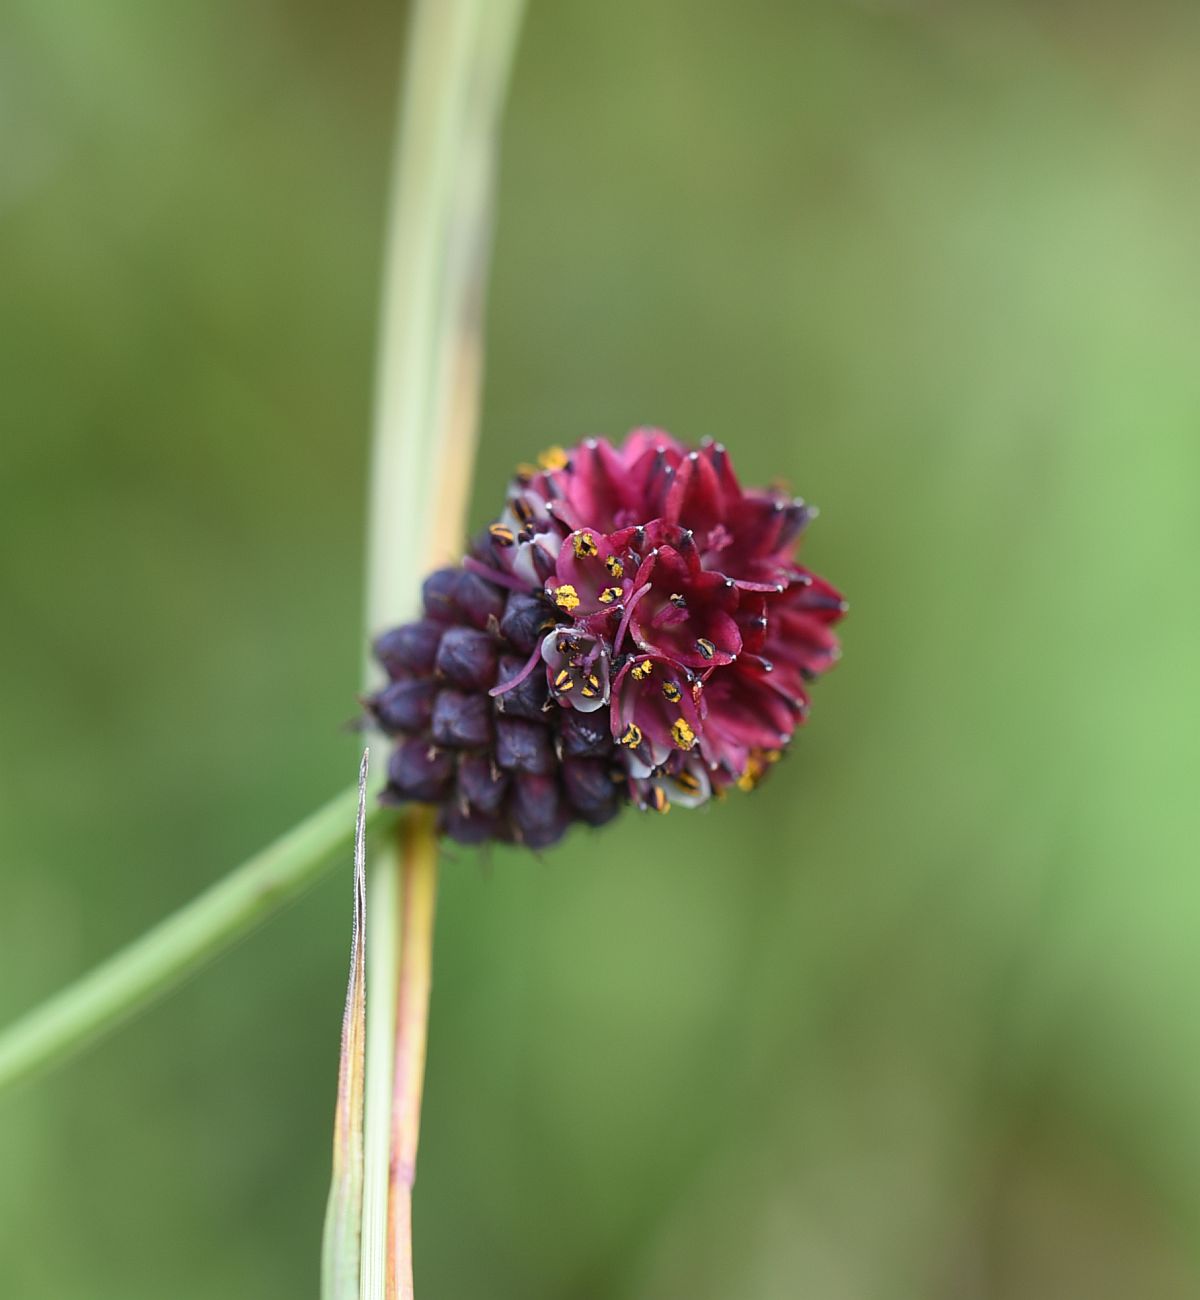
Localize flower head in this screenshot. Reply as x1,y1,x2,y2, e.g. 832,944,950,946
368,430,845,848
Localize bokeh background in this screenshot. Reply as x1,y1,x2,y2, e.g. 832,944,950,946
3,1,1200,1296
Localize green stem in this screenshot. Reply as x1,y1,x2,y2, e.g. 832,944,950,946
357,3,526,1295
0,786,388,1092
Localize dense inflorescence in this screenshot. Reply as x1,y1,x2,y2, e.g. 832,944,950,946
367,429,845,848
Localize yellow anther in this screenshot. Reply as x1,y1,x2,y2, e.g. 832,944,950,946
573,531,599,558
695,637,715,660
488,523,515,546
649,787,670,814
598,586,622,605
538,446,569,470
554,669,574,692
661,682,681,703
605,556,624,578
669,593,687,608
735,748,780,792
630,660,653,681
619,723,643,749
670,718,696,750
553,584,580,612
676,770,702,794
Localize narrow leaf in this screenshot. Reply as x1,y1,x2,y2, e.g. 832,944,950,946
321,750,370,1300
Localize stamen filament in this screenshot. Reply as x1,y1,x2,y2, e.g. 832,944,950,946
613,581,652,654
488,639,545,698
463,555,538,595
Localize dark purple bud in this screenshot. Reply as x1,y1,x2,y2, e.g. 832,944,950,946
468,527,498,562
374,620,442,676
457,753,508,815
510,773,570,849
431,689,493,748
435,626,499,691
384,738,454,803
422,568,461,622
440,803,507,845
451,569,506,630
370,678,437,735
562,758,620,826
560,707,613,759
493,653,550,721
499,591,553,654
495,717,554,774
531,542,558,582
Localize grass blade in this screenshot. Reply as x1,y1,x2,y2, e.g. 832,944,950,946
321,750,371,1300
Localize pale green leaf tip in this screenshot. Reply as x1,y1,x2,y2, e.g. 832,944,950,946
321,750,370,1300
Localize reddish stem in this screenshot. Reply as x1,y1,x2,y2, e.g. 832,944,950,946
385,809,440,1299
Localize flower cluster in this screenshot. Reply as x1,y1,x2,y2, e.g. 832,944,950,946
368,429,845,848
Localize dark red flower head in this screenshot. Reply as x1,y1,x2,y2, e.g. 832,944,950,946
368,430,845,848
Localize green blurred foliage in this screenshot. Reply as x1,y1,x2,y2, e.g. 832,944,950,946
3,1,1200,1296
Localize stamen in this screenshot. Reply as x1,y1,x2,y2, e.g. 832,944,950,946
670,718,696,750
662,682,681,702
553,584,581,612
630,660,653,681
488,523,515,546
649,786,670,814
598,586,622,605
695,637,715,659
605,556,624,578
463,555,536,595
572,531,599,558
488,641,545,698
651,599,687,629
613,581,652,653
668,593,687,608
735,748,782,792
538,446,568,470
553,669,574,692
619,723,643,749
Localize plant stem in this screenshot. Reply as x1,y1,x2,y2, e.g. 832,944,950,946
0,785,385,1092
386,809,439,1300
357,2,525,1297
360,830,399,1300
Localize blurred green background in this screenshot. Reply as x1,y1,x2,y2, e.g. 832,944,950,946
3,1,1200,1296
